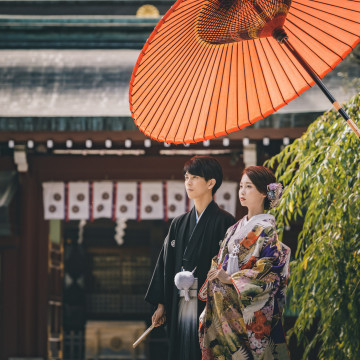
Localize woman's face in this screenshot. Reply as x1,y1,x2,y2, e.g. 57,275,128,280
239,174,266,209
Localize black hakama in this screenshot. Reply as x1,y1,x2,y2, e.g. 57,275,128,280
145,201,235,360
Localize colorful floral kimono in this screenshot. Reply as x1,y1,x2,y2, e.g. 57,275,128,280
199,214,291,360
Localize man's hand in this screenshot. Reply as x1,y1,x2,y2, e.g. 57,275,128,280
152,303,166,327
207,268,232,284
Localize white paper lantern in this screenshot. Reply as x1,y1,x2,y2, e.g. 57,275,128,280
92,182,113,219
116,182,138,220
68,182,89,220
140,182,164,220
166,181,186,219
214,181,238,217
43,182,65,219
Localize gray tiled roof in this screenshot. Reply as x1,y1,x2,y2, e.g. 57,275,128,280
0,47,358,117
0,49,138,116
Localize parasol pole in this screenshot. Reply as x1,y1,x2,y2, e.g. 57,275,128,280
273,28,360,139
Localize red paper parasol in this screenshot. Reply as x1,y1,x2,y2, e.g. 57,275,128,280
129,0,360,143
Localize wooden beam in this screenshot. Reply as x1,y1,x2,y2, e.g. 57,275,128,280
0,130,146,143
228,127,307,140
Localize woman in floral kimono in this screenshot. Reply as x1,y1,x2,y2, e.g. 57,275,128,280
199,166,291,360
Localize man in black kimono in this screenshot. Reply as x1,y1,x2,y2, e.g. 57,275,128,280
145,156,236,360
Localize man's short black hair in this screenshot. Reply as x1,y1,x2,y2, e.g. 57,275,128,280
183,156,223,195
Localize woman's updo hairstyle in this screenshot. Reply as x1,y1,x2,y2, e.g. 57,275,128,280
242,166,276,210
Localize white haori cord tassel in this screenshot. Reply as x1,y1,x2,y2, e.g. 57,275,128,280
174,267,197,301
227,244,240,275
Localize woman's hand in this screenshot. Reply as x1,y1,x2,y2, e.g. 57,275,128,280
207,268,232,284
152,303,166,327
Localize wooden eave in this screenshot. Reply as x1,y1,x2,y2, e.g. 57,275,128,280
0,127,308,144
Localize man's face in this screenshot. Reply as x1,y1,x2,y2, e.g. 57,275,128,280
184,171,214,200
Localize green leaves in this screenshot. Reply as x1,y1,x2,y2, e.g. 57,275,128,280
265,93,360,359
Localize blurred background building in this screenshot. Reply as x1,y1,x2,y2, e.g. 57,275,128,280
0,1,358,360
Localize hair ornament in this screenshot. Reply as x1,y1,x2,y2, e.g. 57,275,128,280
267,183,283,208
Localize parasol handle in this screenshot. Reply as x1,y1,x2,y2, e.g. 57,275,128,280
345,119,360,138
274,30,360,139
132,323,155,348
332,102,360,138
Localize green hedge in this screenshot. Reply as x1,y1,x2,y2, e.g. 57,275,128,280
266,93,360,360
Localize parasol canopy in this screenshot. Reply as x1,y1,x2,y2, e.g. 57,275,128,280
129,0,360,144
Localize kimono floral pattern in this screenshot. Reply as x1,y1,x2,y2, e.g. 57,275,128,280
199,215,291,360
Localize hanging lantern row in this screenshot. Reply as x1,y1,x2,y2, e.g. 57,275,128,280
8,136,291,150
7,137,291,150
7,138,227,149
42,180,238,221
